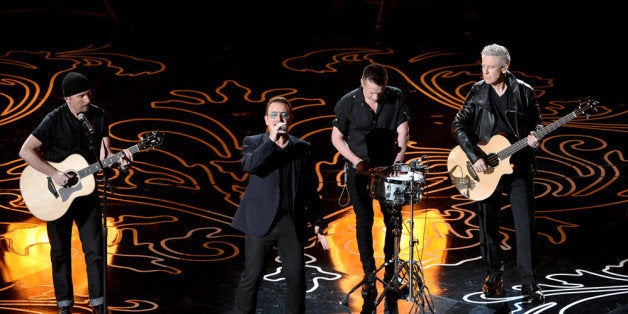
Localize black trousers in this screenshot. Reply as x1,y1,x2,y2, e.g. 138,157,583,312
47,194,103,308
233,214,305,314
346,170,398,278
477,174,539,285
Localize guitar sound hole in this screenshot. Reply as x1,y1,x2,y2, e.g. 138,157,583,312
487,153,499,167
66,172,78,186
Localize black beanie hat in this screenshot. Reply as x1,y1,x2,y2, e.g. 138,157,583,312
62,72,91,97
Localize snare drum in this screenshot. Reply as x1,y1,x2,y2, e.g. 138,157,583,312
370,171,426,206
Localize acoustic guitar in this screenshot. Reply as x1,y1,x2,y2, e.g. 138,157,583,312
19,131,164,221
447,99,597,201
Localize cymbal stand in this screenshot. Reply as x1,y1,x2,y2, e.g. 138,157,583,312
374,203,407,306
402,177,434,313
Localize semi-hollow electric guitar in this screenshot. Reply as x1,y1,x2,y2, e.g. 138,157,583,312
19,131,164,221
447,98,597,201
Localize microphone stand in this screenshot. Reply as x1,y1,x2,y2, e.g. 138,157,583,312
85,128,109,312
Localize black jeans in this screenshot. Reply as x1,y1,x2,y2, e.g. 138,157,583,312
233,214,305,314
47,194,103,307
346,169,398,277
477,175,539,285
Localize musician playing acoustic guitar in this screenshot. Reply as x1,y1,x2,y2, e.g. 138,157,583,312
451,44,545,303
18,71,132,314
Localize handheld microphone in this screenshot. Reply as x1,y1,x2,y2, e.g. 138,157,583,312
77,113,95,134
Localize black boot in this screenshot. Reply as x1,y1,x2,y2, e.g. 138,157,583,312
361,274,377,314
92,304,104,314
58,307,71,314
384,292,399,314
521,283,544,303
482,273,504,298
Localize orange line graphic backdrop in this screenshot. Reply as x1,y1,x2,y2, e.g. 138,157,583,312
0,43,625,312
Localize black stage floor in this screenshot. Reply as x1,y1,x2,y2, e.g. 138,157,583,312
0,1,626,313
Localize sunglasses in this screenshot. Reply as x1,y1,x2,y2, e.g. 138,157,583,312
268,111,290,119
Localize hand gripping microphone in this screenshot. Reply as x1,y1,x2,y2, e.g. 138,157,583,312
77,113,95,135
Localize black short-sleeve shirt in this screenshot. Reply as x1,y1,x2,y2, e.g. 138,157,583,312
332,86,409,167
32,103,109,163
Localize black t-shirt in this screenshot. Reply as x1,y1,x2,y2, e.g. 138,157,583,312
488,88,530,171
332,86,409,167
489,87,512,139
277,143,293,216
32,103,109,163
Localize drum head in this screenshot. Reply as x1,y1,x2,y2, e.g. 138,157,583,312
386,171,425,185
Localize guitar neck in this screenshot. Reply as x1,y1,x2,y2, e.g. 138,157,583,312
497,108,585,160
76,144,141,178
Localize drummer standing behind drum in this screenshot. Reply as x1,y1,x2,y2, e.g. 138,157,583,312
331,63,410,314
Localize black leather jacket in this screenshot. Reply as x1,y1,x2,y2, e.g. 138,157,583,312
452,71,542,173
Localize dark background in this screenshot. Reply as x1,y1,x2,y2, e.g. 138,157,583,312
2,1,624,105
1,1,625,313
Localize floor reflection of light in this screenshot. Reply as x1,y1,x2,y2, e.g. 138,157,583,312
2,216,118,296
327,200,448,299
2,218,50,283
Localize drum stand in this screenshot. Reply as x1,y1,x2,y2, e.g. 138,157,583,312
341,177,434,313
397,179,434,313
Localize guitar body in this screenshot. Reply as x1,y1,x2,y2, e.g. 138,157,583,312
20,154,96,221
447,134,513,201
19,130,164,221
447,98,597,201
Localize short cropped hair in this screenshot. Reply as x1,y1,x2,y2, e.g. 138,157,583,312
362,63,388,86
265,96,292,114
481,44,511,66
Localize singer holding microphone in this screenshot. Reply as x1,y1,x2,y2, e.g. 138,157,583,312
231,96,329,313
19,71,133,314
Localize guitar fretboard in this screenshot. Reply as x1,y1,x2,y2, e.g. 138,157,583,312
76,145,141,178
497,104,591,160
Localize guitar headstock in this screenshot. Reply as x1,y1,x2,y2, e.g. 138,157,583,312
577,97,599,117
138,131,164,150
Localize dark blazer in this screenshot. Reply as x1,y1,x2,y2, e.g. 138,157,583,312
231,133,324,241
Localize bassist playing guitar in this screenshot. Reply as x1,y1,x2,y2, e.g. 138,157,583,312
450,44,545,303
